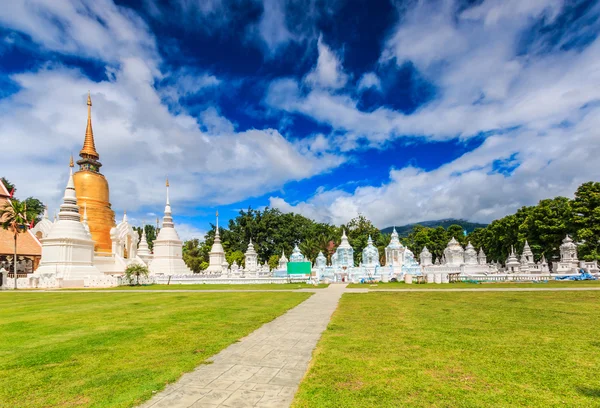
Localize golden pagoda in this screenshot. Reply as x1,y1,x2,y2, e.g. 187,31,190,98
72,92,115,254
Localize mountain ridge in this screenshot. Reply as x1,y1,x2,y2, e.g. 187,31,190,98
381,219,488,237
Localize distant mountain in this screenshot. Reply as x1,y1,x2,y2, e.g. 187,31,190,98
381,219,488,237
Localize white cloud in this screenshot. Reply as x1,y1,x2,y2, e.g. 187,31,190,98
175,223,206,241
304,35,348,90
268,0,600,226
257,0,294,52
0,0,344,227
357,72,381,92
271,108,600,227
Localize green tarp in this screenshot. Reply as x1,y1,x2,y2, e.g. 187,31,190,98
287,262,312,275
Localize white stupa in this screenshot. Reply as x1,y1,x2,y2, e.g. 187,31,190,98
34,158,102,284
206,211,226,274
31,206,53,240
244,239,258,273
137,228,153,264
149,179,192,275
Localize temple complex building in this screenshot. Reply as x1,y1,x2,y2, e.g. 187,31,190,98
72,93,115,254
0,182,41,276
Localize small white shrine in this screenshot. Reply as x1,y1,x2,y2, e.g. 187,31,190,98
206,211,226,274
149,180,192,275
244,239,259,276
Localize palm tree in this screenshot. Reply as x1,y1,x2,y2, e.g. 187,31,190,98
0,198,35,289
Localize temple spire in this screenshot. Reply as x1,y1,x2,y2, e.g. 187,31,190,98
80,92,99,160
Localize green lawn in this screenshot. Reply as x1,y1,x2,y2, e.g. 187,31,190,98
96,283,328,290
293,291,600,407
347,279,600,289
0,292,311,408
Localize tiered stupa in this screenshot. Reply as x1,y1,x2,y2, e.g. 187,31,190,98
137,228,152,264
331,229,354,268
444,237,464,266
361,236,380,267
420,246,433,266
277,250,289,270
206,211,226,273
244,239,258,272
72,93,115,253
34,159,102,283
464,242,478,265
149,179,192,275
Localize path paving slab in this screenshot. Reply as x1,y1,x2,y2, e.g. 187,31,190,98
139,284,347,408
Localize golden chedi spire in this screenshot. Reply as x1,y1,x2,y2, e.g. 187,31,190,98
72,91,115,254
80,91,99,160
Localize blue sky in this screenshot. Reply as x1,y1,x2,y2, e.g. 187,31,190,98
1,0,600,240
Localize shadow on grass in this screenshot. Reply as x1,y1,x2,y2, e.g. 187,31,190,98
577,387,600,398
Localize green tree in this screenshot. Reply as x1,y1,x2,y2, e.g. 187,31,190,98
520,197,572,261
1,177,15,193
572,181,600,260
268,254,280,270
182,239,204,273
446,224,465,244
0,198,37,289
134,225,157,251
124,263,149,285
226,250,245,268
345,215,382,264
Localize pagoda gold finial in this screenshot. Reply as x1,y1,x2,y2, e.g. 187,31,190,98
80,91,99,160
69,154,74,167
166,177,170,187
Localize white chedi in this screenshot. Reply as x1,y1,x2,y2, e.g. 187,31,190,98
111,211,139,260
315,251,327,268
244,239,259,272
560,235,578,263
290,244,305,262
361,236,380,267
464,242,478,265
277,250,289,270
31,206,53,240
385,227,404,267
444,237,465,266
206,211,226,274
505,246,520,273
420,246,433,266
401,248,421,275
149,180,192,275
137,228,153,264
332,229,354,268
34,162,103,283
477,248,487,265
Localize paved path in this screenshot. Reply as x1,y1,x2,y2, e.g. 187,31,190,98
139,284,347,408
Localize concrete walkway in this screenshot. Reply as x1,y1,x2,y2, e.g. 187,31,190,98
139,284,347,408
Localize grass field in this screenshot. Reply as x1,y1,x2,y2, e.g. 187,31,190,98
347,279,600,289
97,283,328,290
0,292,311,408
293,291,600,407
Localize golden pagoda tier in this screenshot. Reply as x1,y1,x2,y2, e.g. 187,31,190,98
72,93,115,254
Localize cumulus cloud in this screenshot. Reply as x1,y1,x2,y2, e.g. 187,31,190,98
257,0,294,52
0,0,344,226
269,0,600,226
357,72,381,92
304,35,348,90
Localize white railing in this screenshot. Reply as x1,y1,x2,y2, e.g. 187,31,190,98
149,275,308,285
457,274,580,282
